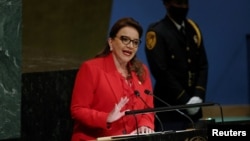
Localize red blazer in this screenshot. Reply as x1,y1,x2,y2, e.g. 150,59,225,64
70,54,154,141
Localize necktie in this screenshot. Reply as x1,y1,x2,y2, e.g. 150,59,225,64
180,26,186,35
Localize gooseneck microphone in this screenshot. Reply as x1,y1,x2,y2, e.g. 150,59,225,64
134,90,164,132
144,89,195,129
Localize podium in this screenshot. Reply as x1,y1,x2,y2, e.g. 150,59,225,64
97,129,207,141
96,103,217,141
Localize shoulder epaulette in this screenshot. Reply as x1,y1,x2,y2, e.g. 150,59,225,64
187,19,201,47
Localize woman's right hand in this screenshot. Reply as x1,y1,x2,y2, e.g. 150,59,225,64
106,97,129,123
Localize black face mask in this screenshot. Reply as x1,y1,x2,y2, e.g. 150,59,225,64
168,6,189,24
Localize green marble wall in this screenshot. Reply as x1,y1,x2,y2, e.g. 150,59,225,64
0,0,22,140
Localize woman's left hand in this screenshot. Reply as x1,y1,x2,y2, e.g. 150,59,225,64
130,126,155,134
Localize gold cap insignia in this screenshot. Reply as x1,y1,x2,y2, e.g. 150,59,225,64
146,31,156,50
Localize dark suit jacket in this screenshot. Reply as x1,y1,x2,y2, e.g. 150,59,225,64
145,15,208,122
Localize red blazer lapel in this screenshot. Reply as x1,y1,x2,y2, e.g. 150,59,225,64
103,54,123,102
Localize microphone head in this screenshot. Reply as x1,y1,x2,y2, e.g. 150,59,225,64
144,89,151,95
134,90,140,96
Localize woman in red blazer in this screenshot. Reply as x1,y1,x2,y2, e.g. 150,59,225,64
70,17,155,141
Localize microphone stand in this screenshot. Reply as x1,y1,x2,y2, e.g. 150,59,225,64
135,91,164,132
125,102,216,115
143,90,224,127
134,90,164,132
132,114,139,138
144,90,195,129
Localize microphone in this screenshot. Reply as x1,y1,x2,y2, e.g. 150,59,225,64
144,89,195,129
134,90,164,132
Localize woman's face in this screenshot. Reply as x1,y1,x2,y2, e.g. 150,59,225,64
108,26,140,64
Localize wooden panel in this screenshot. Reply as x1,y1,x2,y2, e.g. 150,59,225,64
22,0,113,73
202,105,250,118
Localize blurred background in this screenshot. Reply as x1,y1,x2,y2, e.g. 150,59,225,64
0,0,249,140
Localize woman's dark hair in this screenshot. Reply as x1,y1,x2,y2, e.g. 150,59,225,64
95,17,146,83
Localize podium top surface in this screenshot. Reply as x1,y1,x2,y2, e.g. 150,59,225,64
96,129,207,141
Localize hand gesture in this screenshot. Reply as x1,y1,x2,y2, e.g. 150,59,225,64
107,97,129,123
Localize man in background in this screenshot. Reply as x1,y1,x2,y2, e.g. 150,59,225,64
145,0,208,131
